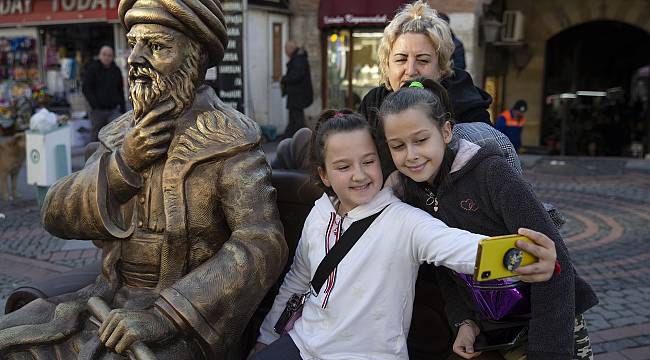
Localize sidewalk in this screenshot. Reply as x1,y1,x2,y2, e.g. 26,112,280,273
1,148,649,359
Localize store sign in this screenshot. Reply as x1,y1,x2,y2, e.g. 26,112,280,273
215,0,245,112
0,0,119,25
322,14,389,27
0,0,32,15
51,0,118,11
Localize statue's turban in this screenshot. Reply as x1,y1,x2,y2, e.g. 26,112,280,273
119,0,227,68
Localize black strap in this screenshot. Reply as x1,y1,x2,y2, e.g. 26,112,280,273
310,207,386,295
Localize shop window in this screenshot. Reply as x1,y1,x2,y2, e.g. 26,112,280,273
326,30,349,109
325,29,383,109
351,32,382,109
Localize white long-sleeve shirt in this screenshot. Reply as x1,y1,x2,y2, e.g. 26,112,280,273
258,188,485,359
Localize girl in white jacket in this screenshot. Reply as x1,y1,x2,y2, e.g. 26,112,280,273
251,110,555,360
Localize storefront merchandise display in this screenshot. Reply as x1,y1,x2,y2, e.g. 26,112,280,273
0,36,39,83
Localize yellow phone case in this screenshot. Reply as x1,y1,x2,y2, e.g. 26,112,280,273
473,235,538,281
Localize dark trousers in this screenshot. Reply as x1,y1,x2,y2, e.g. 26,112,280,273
89,108,121,142
285,108,305,138
251,335,302,360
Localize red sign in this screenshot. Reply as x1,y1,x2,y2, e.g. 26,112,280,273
0,0,120,26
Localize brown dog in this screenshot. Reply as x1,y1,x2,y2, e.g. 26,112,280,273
0,133,26,201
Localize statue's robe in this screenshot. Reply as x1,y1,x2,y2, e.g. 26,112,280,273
0,86,287,359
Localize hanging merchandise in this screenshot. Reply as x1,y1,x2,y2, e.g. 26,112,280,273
60,58,76,80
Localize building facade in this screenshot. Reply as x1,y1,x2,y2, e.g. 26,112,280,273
484,0,650,156
286,0,488,128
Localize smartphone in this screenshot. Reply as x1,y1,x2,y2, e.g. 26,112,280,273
473,235,538,281
473,326,528,352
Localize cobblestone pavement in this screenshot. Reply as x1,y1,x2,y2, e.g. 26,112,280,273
522,157,650,359
0,154,649,359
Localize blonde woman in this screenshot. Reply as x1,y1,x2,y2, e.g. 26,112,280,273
359,0,522,176
360,2,595,360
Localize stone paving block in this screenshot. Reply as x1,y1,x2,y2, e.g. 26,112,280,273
81,249,98,258
610,317,650,329
619,311,637,317
36,253,50,260
598,338,642,353
606,304,627,311
65,250,83,260
635,323,650,334
632,336,650,346
621,345,650,360
609,297,629,304
595,352,630,360
588,313,607,321
49,252,66,261
589,320,612,332
603,311,624,320
594,323,650,342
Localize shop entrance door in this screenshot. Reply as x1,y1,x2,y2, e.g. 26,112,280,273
269,15,289,136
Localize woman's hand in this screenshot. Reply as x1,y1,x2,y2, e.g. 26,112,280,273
513,228,557,282
247,342,267,359
452,320,482,359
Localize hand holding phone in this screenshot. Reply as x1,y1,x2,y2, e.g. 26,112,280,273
474,235,538,281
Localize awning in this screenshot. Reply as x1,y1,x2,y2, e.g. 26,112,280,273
0,0,120,28
318,0,410,29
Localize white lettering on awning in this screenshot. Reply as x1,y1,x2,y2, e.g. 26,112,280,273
323,14,388,26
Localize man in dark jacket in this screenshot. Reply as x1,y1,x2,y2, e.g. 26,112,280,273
281,40,313,138
82,45,126,142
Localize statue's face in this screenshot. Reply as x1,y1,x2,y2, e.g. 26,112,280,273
126,23,203,121
127,24,189,77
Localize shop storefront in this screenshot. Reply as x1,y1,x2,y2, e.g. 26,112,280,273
319,0,409,109
0,0,126,129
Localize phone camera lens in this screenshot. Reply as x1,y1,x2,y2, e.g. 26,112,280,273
481,271,491,279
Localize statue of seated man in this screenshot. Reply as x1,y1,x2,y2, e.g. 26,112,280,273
0,0,286,358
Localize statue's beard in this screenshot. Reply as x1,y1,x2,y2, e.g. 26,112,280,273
128,56,202,122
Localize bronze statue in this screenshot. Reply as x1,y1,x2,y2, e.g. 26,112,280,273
0,0,287,358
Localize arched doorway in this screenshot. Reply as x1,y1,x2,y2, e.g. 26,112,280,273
542,21,650,156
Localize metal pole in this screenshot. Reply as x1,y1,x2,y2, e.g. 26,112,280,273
561,99,567,156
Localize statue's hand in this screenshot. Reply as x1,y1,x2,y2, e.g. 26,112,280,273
98,307,177,354
120,100,176,172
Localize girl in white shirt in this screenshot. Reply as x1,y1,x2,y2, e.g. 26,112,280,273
251,110,556,360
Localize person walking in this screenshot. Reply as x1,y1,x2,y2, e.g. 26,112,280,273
82,45,125,142
495,99,528,152
281,40,313,138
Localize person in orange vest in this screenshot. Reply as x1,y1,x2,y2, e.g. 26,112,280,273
495,100,527,151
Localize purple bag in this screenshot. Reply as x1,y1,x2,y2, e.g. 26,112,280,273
457,274,531,321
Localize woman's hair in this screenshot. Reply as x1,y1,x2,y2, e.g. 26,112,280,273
378,0,455,90
310,109,375,196
378,77,457,209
